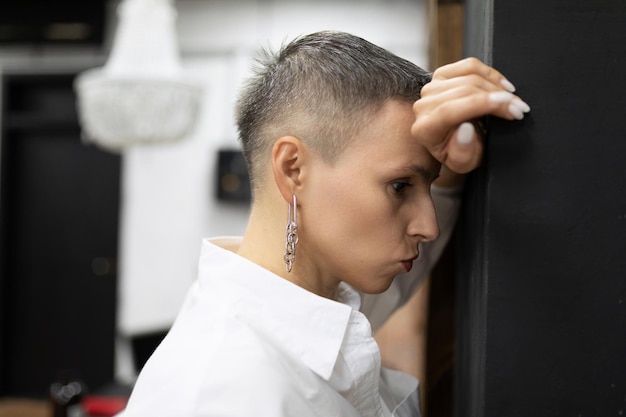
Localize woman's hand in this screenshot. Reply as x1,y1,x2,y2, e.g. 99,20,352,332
412,57,530,175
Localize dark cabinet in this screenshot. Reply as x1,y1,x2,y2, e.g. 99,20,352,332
0,73,120,398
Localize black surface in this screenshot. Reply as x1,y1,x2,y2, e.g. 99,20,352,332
0,0,105,46
0,74,121,398
457,1,626,416
216,149,251,203
131,331,168,373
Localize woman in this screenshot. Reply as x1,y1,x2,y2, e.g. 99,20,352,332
118,31,529,417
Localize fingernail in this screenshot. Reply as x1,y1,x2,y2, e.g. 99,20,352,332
500,78,516,92
512,98,531,113
489,90,515,104
457,122,474,145
508,103,524,120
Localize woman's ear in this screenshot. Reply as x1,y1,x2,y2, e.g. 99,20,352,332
271,135,307,204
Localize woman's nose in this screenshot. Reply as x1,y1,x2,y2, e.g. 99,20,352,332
407,198,440,242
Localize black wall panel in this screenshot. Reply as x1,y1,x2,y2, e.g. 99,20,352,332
457,1,626,416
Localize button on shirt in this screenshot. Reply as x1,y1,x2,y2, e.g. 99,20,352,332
117,186,460,417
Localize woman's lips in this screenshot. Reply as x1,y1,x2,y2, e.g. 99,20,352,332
401,254,420,272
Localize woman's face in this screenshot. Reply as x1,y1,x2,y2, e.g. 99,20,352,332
297,100,441,295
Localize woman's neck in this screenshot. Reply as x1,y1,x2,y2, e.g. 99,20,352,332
237,203,339,300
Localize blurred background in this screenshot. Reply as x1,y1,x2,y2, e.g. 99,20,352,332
0,0,463,415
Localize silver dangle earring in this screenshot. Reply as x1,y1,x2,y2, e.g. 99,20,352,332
284,194,299,273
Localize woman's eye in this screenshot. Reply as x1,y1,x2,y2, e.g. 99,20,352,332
391,181,412,194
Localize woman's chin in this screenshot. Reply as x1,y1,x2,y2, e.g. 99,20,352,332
349,276,395,295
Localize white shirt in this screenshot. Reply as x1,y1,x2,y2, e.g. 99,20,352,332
117,186,460,417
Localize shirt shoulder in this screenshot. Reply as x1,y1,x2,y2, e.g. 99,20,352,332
121,311,350,417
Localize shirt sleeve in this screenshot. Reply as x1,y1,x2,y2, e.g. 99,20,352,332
359,184,462,332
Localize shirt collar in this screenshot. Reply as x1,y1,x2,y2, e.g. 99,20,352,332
199,237,358,381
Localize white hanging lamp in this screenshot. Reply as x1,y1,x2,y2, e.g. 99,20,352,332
75,0,202,152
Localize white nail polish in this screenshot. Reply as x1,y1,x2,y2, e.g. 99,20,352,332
512,98,531,113
501,78,516,92
457,122,474,145
489,91,515,104
508,103,524,120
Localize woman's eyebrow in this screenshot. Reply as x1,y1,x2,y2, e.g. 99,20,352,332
384,157,441,181
398,163,440,182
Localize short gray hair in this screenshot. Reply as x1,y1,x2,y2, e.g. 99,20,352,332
235,30,431,195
